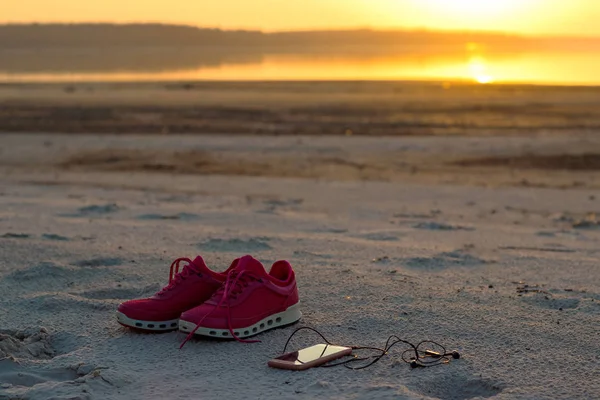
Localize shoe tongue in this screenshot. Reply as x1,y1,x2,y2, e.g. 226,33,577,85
189,256,208,273
236,255,267,277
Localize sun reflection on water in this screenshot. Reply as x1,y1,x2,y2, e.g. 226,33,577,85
468,55,494,84
465,42,494,84
1,47,600,85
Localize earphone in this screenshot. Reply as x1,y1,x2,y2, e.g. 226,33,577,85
280,327,462,370
409,349,461,368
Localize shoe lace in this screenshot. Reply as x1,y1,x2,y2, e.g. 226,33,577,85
180,269,263,348
157,257,201,296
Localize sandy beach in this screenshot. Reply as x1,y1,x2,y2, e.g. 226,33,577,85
1,82,599,399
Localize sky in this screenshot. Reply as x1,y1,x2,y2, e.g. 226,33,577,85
3,0,600,36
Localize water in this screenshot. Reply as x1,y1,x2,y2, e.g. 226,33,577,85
1,47,599,85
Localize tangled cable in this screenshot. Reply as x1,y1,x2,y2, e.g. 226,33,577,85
281,327,461,370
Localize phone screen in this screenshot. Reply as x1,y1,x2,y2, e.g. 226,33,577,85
275,344,350,365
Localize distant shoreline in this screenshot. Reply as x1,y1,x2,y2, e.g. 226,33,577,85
1,80,600,88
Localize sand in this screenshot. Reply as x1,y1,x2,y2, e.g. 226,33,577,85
2,81,600,136
1,82,599,399
0,132,599,400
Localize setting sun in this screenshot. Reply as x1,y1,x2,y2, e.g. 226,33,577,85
468,56,494,84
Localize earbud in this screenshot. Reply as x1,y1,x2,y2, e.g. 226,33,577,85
408,349,461,369
423,349,461,359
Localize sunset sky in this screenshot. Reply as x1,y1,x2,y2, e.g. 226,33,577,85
3,0,600,36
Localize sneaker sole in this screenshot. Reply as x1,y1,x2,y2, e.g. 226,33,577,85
116,311,179,332
178,303,302,339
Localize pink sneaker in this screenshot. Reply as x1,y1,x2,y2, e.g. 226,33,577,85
116,256,237,331
179,255,301,344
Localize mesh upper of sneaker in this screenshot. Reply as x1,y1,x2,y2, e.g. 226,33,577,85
118,256,237,321
179,255,299,345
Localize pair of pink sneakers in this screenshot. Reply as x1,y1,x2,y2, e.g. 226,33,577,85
116,255,301,345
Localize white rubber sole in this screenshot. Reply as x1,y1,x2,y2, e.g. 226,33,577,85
179,303,302,339
116,311,179,331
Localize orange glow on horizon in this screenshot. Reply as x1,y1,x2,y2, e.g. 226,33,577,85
3,51,600,86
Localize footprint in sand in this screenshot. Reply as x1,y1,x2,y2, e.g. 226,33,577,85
137,212,201,221
41,233,70,241
354,232,402,241
2,262,71,289
0,358,78,388
408,374,503,400
519,293,581,311
1,233,32,239
536,230,583,239
413,222,475,231
72,257,124,268
197,238,272,253
49,331,88,356
311,227,349,234
0,358,121,399
257,198,304,214
394,210,442,219
1,233,70,241
517,286,600,312
536,231,558,237
60,203,121,218
246,195,303,206
2,261,129,293
0,328,56,360
292,250,333,260
263,198,304,207
404,251,489,271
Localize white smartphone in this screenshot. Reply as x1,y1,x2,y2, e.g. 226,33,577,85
268,344,352,371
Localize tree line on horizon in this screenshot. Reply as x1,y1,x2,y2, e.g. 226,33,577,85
0,23,600,53
3,23,596,51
